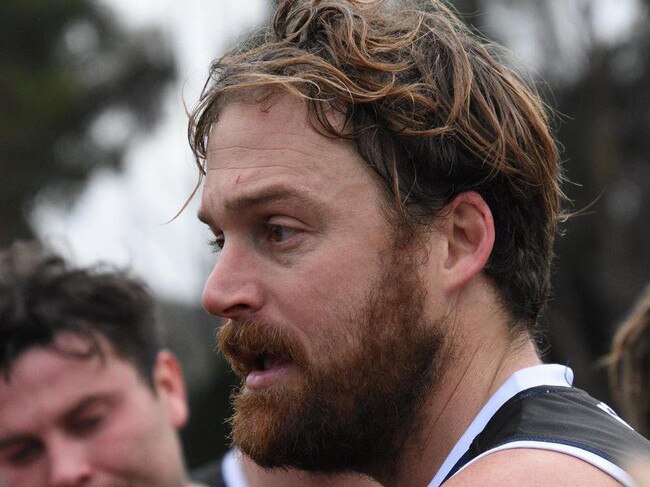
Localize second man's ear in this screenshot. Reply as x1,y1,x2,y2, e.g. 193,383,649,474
154,350,189,429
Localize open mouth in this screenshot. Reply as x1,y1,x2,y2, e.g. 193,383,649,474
218,320,304,389
229,346,291,379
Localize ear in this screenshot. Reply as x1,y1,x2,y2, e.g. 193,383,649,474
153,350,189,429
440,191,495,292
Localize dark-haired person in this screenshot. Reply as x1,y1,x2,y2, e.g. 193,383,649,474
0,242,201,487
190,1,650,486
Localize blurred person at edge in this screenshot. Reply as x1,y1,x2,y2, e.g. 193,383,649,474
610,283,650,436
189,1,650,486
0,242,377,487
0,242,200,487
609,284,650,487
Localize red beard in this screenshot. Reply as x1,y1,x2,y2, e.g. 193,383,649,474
218,243,447,476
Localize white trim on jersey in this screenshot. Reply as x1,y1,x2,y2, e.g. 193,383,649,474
427,364,574,487
221,449,250,487
454,440,636,487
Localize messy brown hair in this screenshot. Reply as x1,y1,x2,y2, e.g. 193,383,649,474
188,0,564,329
608,284,650,437
0,241,160,388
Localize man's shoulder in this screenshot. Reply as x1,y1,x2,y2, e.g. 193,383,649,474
471,385,650,471
444,448,624,487
439,379,650,486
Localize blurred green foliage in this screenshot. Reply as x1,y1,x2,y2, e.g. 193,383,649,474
0,0,174,245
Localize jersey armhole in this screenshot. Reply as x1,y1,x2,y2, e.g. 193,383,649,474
452,441,636,487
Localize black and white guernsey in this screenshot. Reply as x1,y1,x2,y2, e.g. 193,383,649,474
432,365,650,487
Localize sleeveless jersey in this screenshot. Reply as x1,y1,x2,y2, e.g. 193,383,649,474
430,364,650,487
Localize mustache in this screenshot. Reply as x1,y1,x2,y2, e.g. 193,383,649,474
217,318,309,378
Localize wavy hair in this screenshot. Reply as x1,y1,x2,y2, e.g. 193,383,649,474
608,284,650,436
189,0,564,329
0,242,160,387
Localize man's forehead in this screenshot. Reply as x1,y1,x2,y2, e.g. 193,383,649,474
199,95,378,220
47,331,124,368
5,335,102,380
205,94,351,161
210,96,310,144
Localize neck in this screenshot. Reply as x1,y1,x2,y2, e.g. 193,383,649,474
376,286,541,487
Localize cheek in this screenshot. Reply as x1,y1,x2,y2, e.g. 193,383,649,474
287,244,381,304
0,468,42,487
268,225,388,350
91,422,150,470
89,401,175,477
275,269,375,356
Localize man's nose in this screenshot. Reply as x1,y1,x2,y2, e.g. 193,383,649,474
48,439,92,487
202,242,265,319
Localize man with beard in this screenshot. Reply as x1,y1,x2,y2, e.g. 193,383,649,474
190,1,650,486
0,242,200,487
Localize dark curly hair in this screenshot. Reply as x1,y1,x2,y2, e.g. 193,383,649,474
188,0,565,329
0,241,160,387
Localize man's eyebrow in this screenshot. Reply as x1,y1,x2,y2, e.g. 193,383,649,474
62,394,113,423
225,186,321,213
197,210,210,225
198,186,324,224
